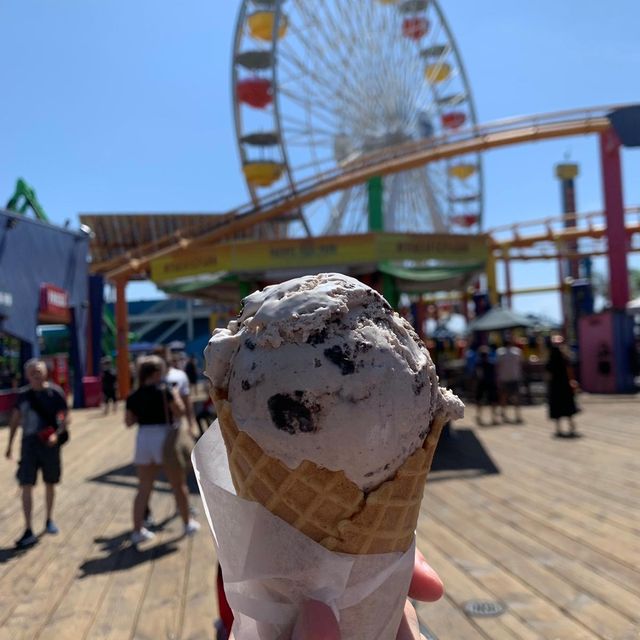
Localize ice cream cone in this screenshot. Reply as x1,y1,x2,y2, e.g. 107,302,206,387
214,392,447,555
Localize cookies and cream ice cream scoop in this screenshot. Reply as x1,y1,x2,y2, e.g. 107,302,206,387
205,273,462,493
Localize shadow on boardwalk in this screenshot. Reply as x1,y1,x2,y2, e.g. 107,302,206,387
430,427,500,481
88,463,200,494
78,533,182,577
0,544,33,564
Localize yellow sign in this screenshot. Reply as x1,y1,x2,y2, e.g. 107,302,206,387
376,233,488,263
231,234,374,271
151,232,489,284
152,247,229,281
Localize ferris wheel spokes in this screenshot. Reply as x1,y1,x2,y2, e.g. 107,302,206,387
232,0,483,235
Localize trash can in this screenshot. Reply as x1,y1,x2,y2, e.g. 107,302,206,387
82,376,102,408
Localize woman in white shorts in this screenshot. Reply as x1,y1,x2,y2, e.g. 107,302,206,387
125,355,192,544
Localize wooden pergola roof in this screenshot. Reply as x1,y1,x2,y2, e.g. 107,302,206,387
79,212,282,279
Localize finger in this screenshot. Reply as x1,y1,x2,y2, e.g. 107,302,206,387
396,600,424,640
408,549,444,602
292,600,341,640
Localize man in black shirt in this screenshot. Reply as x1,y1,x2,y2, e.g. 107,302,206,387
5,359,69,548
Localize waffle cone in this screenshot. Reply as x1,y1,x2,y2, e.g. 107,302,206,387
213,390,447,555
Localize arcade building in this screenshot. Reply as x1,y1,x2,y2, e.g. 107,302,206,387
0,209,98,415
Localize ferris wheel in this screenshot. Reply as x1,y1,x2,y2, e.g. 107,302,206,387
232,0,483,237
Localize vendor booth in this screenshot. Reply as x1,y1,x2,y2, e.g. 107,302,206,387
0,209,90,409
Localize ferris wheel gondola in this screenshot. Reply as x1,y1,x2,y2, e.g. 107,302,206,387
232,0,484,236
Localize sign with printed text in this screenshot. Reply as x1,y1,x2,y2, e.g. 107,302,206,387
150,232,489,284
375,233,488,263
39,283,71,323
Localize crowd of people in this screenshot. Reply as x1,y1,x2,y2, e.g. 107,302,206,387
4,348,210,549
4,330,584,552
467,333,580,436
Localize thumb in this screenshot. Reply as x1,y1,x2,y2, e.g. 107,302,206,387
292,601,341,640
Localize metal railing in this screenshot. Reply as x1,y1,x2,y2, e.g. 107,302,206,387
98,103,637,279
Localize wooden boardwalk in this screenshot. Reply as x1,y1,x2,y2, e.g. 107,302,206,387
1,396,639,639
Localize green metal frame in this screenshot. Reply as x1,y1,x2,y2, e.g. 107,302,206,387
6,178,49,222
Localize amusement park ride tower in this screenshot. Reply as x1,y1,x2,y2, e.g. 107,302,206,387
85,3,640,400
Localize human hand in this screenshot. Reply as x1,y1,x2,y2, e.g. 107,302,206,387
230,548,443,640
47,432,58,447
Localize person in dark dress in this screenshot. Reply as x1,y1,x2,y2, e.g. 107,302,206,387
546,337,579,437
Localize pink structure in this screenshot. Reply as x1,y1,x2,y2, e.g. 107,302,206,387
578,310,635,393
600,128,630,309
578,312,617,393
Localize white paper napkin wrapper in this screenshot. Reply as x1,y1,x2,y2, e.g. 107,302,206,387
192,420,415,640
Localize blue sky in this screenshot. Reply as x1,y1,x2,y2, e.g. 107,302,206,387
2,0,639,318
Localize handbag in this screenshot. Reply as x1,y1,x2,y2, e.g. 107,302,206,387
28,388,70,446
160,384,192,468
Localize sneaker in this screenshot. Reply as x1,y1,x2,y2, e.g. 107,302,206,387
143,507,155,529
15,529,38,549
184,519,201,536
131,527,156,545
45,519,59,535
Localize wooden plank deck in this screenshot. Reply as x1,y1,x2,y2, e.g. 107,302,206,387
1,396,639,639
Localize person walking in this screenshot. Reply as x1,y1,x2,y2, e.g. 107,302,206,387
546,336,579,437
495,335,524,423
185,354,199,395
5,359,69,548
474,346,499,425
165,351,197,440
141,348,200,530
100,356,117,415
125,356,199,544
164,350,199,513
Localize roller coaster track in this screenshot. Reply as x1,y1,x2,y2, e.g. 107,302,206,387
489,206,640,248
100,104,631,280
